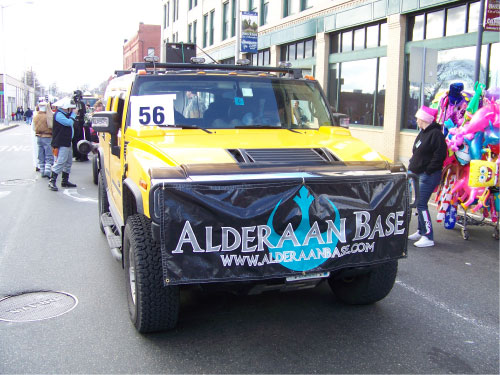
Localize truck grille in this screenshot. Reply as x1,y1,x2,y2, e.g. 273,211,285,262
227,148,339,164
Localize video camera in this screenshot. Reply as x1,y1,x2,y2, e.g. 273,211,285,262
72,90,85,123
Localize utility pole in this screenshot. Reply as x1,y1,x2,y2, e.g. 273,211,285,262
474,0,486,83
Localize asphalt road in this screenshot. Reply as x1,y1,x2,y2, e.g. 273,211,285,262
0,125,498,374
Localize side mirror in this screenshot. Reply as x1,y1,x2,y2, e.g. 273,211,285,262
91,111,120,133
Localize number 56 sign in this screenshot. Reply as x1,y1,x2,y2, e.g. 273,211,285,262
130,95,176,126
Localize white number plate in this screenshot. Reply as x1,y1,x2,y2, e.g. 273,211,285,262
130,95,176,126
286,271,330,282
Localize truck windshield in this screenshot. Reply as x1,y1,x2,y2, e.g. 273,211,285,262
128,74,335,129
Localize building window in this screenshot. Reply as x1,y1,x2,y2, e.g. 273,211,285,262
222,2,229,40
189,0,192,10
188,24,192,43
283,0,300,17
166,2,170,27
173,0,176,22
331,57,386,127
203,13,208,47
194,0,197,6
251,48,270,66
193,20,197,45
261,0,269,26
210,10,215,46
332,22,387,53
163,4,167,29
281,37,316,61
409,1,482,41
446,5,467,36
403,1,499,129
248,0,257,11
231,0,236,37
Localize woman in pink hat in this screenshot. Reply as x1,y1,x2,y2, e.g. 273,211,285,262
408,105,447,247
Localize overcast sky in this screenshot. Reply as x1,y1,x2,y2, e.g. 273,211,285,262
1,0,162,93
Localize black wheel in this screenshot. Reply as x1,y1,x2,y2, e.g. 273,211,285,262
92,155,99,185
123,214,180,333
98,170,109,234
328,261,398,305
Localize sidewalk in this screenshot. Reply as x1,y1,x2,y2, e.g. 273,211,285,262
0,121,23,132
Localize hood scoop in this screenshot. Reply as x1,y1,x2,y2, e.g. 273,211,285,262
227,148,339,164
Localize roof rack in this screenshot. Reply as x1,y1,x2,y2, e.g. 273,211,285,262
114,70,132,77
131,62,303,79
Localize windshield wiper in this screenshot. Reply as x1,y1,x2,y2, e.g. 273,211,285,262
235,125,302,134
234,125,281,129
156,124,213,133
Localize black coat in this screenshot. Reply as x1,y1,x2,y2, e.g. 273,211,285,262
51,110,74,148
408,122,447,174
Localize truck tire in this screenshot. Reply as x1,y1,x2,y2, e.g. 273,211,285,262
92,155,99,185
123,214,180,333
328,261,398,305
98,170,109,234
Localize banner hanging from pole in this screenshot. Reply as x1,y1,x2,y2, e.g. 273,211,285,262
485,0,499,32
240,11,258,54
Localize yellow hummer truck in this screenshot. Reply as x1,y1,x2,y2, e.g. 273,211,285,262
88,60,417,333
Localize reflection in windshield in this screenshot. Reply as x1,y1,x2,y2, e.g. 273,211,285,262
131,75,334,129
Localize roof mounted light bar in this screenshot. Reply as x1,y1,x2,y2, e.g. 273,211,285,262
130,62,303,78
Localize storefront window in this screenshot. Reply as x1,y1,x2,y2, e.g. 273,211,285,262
354,28,365,50
366,25,379,48
403,44,492,130
338,59,377,125
411,15,424,41
489,43,500,88
305,39,314,58
468,1,480,32
342,31,352,52
446,5,466,36
380,22,387,46
426,10,445,39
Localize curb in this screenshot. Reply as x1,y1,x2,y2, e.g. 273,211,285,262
0,124,20,133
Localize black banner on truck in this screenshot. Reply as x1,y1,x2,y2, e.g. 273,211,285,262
156,174,409,285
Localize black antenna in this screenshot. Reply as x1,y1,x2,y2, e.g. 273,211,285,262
195,44,219,64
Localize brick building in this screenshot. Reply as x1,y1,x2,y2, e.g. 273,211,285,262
123,23,161,70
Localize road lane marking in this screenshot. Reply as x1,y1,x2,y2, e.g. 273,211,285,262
395,280,496,333
62,189,97,203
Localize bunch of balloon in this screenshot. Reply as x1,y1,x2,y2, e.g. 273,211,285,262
432,82,499,239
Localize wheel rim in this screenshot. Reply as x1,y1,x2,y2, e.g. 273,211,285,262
128,247,137,306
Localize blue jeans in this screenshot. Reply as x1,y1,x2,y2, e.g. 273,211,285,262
52,146,73,175
36,137,54,176
412,170,442,240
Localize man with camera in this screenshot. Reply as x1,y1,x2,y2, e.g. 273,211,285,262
48,97,78,191
71,90,89,162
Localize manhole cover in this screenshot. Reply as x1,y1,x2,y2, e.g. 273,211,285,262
0,179,36,186
0,291,78,322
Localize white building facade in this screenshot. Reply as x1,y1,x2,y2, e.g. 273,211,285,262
0,74,35,122
160,0,499,162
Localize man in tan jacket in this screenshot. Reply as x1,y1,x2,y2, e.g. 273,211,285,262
33,102,53,178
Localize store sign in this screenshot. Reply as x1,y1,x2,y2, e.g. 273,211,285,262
241,11,258,53
485,0,500,32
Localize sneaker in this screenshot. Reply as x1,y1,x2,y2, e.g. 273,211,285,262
408,231,421,241
414,236,434,247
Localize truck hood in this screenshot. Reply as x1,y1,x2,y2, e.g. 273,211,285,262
125,127,387,168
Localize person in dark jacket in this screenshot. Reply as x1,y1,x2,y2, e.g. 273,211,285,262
408,105,447,247
49,98,78,191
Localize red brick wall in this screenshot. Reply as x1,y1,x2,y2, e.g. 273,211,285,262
123,23,161,69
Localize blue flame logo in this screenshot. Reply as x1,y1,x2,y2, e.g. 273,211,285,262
266,186,340,271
